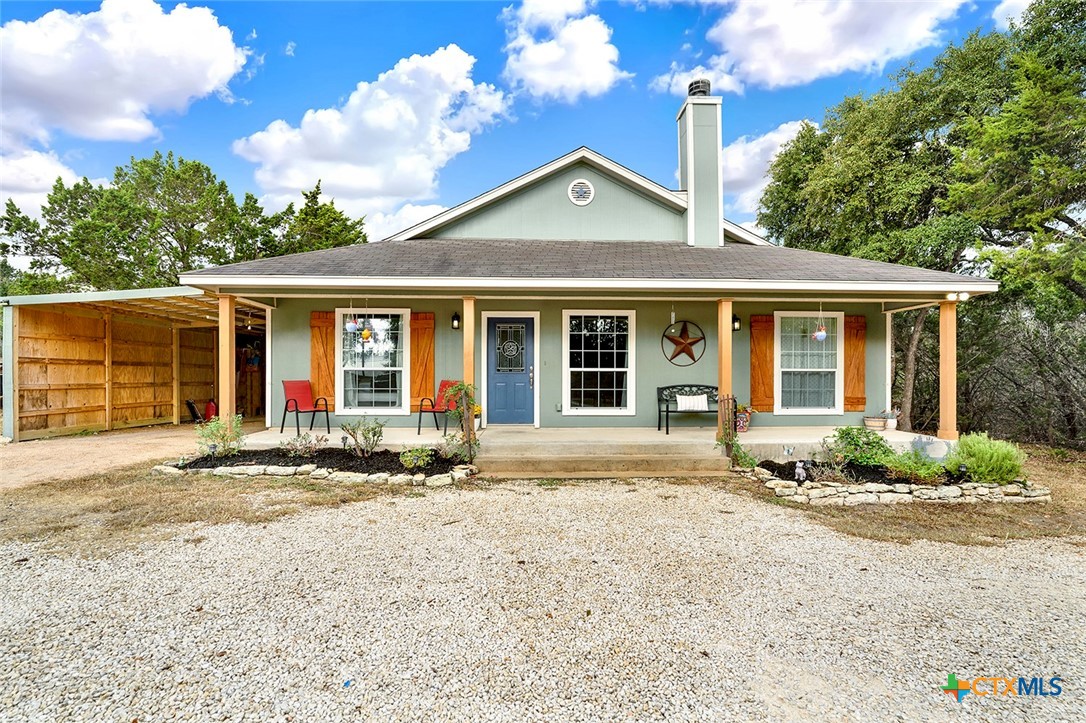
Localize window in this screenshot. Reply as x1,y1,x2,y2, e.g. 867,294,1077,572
562,311,635,416
335,308,411,415
774,311,844,414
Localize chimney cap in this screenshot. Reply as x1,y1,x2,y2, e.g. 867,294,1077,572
687,79,711,97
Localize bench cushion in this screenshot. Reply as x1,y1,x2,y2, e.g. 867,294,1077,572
676,394,709,412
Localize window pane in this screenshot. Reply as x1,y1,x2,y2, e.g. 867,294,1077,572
343,369,402,408
781,371,835,409
568,313,630,409
342,313,404,369
779,316,837,370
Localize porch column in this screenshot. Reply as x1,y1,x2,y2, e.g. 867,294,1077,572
937,300,958,441
462,296,476,434
171,326,181,425
717,298,733,438
218,295,236,431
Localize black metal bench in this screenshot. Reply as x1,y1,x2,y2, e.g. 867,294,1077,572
657,384,721,434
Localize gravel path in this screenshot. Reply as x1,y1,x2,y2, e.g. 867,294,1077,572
2,480,1082,721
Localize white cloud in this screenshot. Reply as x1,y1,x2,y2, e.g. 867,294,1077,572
650,56,743,96
233,45,507,230
993,0,1030,30
0,149,81,220
364,204,449,242
285,40,296,57
653,0,968,94
246,27,257,41
502,0,633,103
722,119,811,215
0,0,249,144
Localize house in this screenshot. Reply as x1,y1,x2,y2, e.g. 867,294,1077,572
143,82,1002,447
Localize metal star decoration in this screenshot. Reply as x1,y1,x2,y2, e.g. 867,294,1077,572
664,321,705,362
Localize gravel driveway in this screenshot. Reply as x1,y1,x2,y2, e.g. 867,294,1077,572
2,480,1082,721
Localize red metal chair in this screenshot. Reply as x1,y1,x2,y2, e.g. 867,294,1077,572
418,379,458,435
280,380,330,436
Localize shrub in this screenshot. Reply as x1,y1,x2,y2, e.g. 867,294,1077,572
278,433,327,459
884,449,946,485
715,431,758,469
196,415,245,457
399,445,435,471
944,433,1026,485
821,426,895,467
341,417,386,458
438,433,480,464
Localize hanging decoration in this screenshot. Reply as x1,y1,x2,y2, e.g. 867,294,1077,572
345,299,359,333
661,320,706,366
670,303,676,326
360,298,372,341
811,303,828,342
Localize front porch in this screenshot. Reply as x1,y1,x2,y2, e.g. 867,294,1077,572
243,424,938,473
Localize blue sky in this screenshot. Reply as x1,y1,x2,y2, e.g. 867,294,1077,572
1,0,1027,243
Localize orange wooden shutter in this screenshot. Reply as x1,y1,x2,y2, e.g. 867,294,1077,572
310,311,336,411
410,312,435,412
844,315,867,412
749,314,774,412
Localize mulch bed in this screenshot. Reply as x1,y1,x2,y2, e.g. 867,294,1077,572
757,460,962,486
181,448,457,476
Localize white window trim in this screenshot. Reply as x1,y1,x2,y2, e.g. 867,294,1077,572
480,311,541,429
773,310,845,416
561,309,637,417
334,307,412,416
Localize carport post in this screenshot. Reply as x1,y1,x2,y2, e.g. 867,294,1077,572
2,305,18,441
171,326,181,425
218,295,236,431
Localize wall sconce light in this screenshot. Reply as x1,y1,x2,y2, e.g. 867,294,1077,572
945,292,971,302
451,312,461,330
732,314,741,332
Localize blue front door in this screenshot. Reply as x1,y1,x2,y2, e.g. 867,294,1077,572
487,317,534,424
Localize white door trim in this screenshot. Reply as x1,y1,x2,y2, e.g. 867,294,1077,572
480,311,541,429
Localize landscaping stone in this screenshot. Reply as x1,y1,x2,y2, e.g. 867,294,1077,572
264,466,298,477
761,476,1046,507
863,483,892,493
1024,488,1051,498
412,473,427,486
752,467,775,482
297,464,317,474
892,484,911,494
367,473,390,485
878,493,912,504
774,487,796,497
328,471,368,484
843,493,879,506
934,486,963,500
807,487,839,500
425,474,454,487
309,468,330,480
451,469,470,483
765,480,797,490
1003,485,1023,496
151,465,184,477
809,496,845,506
791,495,809,504
387,475,413,486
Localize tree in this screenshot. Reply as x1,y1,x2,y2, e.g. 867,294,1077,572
1,154,367,291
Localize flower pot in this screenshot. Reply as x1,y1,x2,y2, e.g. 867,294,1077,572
885,418,898,430
736,412,751,433
863,416,887,431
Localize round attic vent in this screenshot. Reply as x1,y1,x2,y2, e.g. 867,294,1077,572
568,178,594,206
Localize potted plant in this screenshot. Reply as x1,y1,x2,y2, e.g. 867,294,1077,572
863,415,887,431
883,407,901,430
736,403,756,433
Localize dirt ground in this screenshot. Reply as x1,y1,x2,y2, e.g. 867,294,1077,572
0,421,264,491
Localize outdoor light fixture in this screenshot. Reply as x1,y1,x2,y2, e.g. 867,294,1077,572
208,443,218,459
945,292,971,301
959,464,968,475
451,312,461,330
732,314,741,332
341,435,349,450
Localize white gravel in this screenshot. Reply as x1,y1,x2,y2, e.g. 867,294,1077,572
1,479,1083,722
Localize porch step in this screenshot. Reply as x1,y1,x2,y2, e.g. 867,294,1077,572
476,440,718,457
476,454,731,477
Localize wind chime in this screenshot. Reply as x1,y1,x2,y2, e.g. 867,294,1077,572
811,303,828,342
344,299,373,345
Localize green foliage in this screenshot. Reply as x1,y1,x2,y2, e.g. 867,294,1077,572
340,418,385,458
441,381,478,423
715,430,758,469
438,433,480,464
944,433,1026,484
0,153,366,291
278,433,327,459
884,449,947,484
822,427,895,467
196,415,245,457
399,445,435,471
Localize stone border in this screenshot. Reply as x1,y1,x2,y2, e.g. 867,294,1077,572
152,463,478,488
742,467,1050,505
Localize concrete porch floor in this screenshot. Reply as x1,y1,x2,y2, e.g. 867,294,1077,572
244,424,946,465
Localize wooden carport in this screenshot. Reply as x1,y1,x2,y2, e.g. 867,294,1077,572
1,287,267,442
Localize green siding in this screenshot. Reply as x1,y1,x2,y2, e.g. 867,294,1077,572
431,163,684,242
269,296,888,431
688,102,721,248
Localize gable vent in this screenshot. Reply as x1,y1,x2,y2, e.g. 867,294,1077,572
568,178,594,206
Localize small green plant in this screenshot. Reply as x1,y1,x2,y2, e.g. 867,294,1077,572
438,432,480,464
196,414,245,457
943,433,1026,485
341,417,386,458
884,449,946,484
278,433,327,459
399,445,435,471
821,426,894,467
716,430,759,469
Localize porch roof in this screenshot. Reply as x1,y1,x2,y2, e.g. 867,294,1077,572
181,238,997,295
